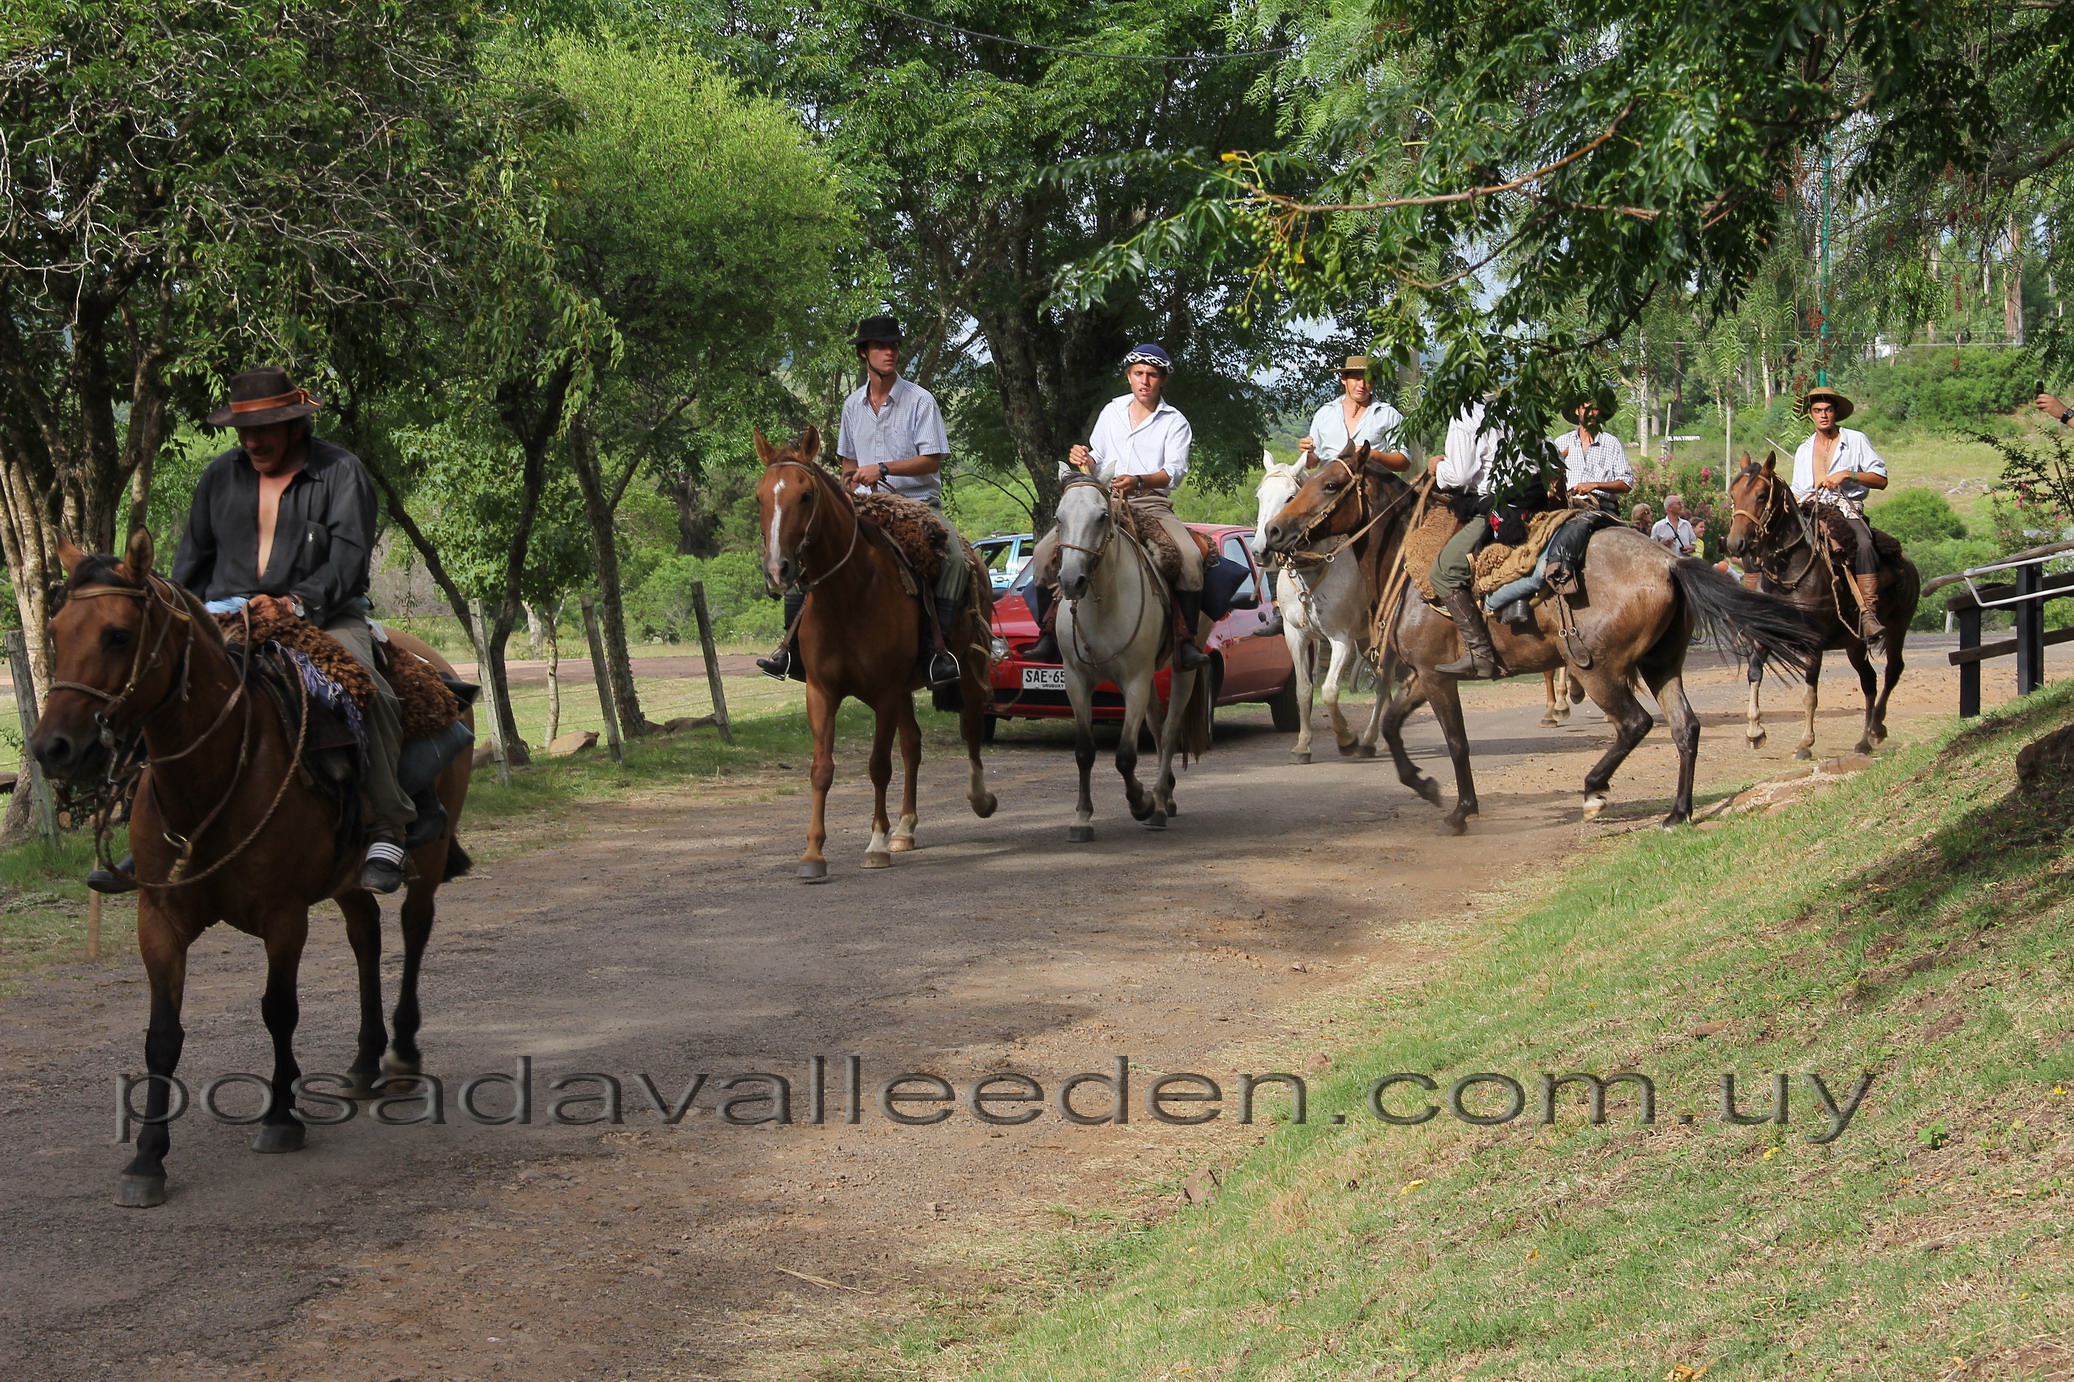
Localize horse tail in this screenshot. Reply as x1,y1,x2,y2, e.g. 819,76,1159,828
1667,557,1822,681
442,838,473,881
1178,664,1213,763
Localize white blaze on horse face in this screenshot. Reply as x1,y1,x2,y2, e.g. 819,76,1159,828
1055,484,1107,598
1253,465,1302,557
766,479,788,573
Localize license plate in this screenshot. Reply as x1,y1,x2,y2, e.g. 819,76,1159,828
1022,666,1065,690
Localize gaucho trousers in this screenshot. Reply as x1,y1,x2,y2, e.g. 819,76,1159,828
323,616,415,839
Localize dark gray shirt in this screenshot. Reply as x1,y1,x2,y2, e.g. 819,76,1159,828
172,438,378,627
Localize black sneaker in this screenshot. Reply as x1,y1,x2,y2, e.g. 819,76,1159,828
360,841,407,895
925,648,960,688
88,855,139,894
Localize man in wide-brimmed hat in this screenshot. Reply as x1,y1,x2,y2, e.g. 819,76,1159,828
1299,356,1406,467
96,366,425,894
1790,384,1890,641
758,313,969,687
1553,386,1631,514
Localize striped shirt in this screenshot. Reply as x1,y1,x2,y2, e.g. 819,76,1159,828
1554,428,1632,489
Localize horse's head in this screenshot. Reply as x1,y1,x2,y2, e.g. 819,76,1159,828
1251,450,1305,560
32,529,194,781
1261,440,1376,553
1052,477,1113,600
1725,451,1784,560
754,425,828,593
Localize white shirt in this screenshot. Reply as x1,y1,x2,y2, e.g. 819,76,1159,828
1082,394,1191,492
1651,516,1697,554
1306,396,1403,460
837,376,950,507
1434,403,1503,495
1791,427,1886,506
1554,428,1632,489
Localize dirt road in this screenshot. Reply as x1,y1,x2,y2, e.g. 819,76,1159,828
0,639,2057,1381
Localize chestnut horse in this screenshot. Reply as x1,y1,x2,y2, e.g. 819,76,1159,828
754,427,997,880
30,531,473,1207
1262,446,1822,831
1725,453,1918,758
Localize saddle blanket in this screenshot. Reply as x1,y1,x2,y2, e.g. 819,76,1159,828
1472,508,1580,597
219,608,463,739
1403,506,1463,604
852,492,989,601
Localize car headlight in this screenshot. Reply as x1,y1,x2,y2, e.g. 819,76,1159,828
990,636,1009,660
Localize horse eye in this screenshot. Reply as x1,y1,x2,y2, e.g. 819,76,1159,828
102,627,131,650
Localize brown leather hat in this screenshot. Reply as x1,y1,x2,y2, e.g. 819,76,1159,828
206,366,322,428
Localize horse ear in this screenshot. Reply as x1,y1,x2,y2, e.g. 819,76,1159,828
799,425,822,464
57,537,84,576
1261,448,1275,469
1354,441,1372,467
753,428,778,467
123,526,155,581
1762,452,1777,475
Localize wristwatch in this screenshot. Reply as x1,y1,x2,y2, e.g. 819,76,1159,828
289,595,306,620
2059,408,2071,425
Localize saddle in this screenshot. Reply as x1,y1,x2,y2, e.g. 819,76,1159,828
1114,501,1201,592
1474,510,1619,613
850,491,991,669
1809,505,1905,576
1402,506,1464,605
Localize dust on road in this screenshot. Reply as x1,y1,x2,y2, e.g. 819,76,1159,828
0,639,2050,1381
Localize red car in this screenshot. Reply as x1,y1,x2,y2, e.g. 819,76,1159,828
984,523,1300,738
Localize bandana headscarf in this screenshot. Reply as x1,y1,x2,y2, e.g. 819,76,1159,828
1122,343,1172,373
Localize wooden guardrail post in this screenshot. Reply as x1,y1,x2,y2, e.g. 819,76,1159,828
1957,602,1982,719
466,599,513,786
579,594,625,765
2017,562,2045,696
5,630,61,847
690,581,733,744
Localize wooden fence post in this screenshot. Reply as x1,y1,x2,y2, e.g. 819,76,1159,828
580,594,625,765
466,599,513,786
2017,562,2044,697
5,630,61,847
690,581,733,744
1957,602,1982,719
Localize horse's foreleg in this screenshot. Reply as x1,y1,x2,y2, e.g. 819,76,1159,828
1358,660,1388,754
1068,683,1098,844
340,892,386,1098
1324,638,1359,756
1117,675,1156,825
1794,653,1824,761
957,657,998,819
1425,676,1479,834
250,913,310,1154
385,879,440,1080
799,682,839,881
1540,669,1562,727
863,703,897,869
1152,668,1192,821
1579,669,1655,820
1380,675,1441,807
1745,651,1768,750
892,697,923,847
1647,670,1701,827
1874,638,1906,744
1289,626,1317,763
1844,641,1880,756
118,904,190,1207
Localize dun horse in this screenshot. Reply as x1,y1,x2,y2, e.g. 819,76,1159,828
754,427,997,880
1051,477,1212,839
1725,453,1918,758
1263,445,1823,830
1252,454,1386,763
30,532,473,1207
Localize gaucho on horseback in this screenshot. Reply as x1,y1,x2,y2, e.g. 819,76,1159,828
1426,398,1513,680
1022,343,1212,670
87,366,459,896
758,314,969,688
1791,385,1891,643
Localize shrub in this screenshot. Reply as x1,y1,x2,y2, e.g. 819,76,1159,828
622,551,784,643
1869,488,1967,544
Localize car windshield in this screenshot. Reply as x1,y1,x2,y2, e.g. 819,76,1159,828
977,539,1020,575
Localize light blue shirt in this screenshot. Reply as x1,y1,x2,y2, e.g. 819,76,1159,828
1306,396,1403,460
837,376,949,507
1083,394,1191,492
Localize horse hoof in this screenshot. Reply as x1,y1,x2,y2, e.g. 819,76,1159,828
1336,742,1359,758
1437,816,1467,837
1291,751,1311,764
251,1122,306,1155
1792,748,1813,762
342,1072,383,1100
1414,777,1444,807
116,1174,166,1209
798,860,830,882
1540,714,1560,727
863,850,893,870
1660,815,1690,831
1355,744,1376,759
380,1053,420,1081
1581,793,1608,820
971,793,998,819
1066,825,1095,844
1747,732,1767,750
1144,814,1167,830
1127,798,1154,821
888,836,915,854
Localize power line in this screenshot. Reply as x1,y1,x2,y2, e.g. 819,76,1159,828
850,0,1296,63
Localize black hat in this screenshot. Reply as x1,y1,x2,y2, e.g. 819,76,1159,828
1563,385,1620,425
206,366,322,428
851,315,904,346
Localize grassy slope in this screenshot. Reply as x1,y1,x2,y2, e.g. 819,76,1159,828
901,684,2074,1382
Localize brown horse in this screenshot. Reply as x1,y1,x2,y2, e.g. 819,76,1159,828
754,427,997,881
30,530,473,1207
1262,446,1822,831
1724,453,1919,758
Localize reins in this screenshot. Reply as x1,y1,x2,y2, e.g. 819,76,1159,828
1055,477,1166,668
1732,474,1822,592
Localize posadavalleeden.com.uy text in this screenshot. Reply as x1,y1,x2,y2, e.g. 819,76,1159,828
115,1057,1876,1145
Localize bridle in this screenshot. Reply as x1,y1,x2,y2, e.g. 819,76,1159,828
1054,475,1120,573
766,458,862,592
1729,471,1819,590
1282,455,1418,567
1054,476,1163,666
51,576,303,889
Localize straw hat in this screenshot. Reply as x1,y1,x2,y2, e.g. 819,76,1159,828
1801,385,1854,421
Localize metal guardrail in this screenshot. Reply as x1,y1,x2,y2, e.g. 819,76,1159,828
1935,541,2074,717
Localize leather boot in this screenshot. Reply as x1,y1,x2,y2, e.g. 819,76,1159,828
924,595,962,687
403,786,449,851
1435,587,1505,679
1022,585,1062,664
88,854,138,894
1172,589,1211,671
756,590,806,681
1854,571,1886,643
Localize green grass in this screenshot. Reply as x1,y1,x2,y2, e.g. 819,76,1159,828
0,830,119,990
873,683,2074,1382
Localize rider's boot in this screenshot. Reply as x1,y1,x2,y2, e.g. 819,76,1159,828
1435,588,1506,679
756,590,806,681
1172,589,1211,671
1854,572,1886,644
403,786,449,851
925,595,962,687
360,837,407,895
87,855,138,894
1022,585,1062,664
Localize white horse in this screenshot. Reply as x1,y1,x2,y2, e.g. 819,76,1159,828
1054,477,1211,840
1252,452,1386,763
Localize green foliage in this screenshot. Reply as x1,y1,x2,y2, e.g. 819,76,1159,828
622,552,784,642
1872,488,1968,545
1905,536,2002,631
1846,348,2040,431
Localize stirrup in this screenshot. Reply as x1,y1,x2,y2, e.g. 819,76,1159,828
756,647,793,681
925,648,960,688
88,855,139,895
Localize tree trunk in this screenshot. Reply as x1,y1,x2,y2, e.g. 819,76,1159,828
543,602,562,743
567,409,648,737
2007,211,2026,346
